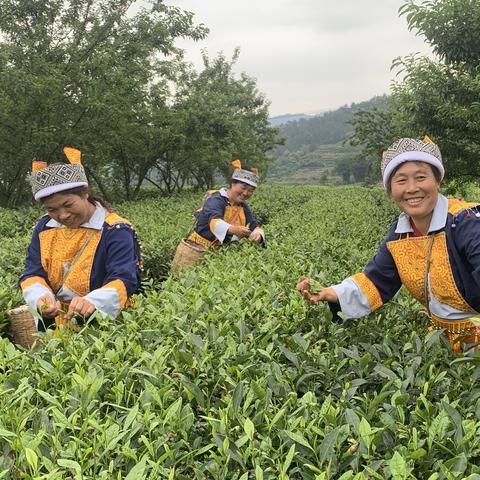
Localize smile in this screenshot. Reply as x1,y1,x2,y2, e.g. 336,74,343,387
404,197,424,206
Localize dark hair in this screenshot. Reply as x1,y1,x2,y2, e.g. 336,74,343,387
386,161,442,195
229,164,257,186
41,185,112,211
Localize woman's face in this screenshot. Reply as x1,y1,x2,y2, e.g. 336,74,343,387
228,182,255,204
42,192,95,228
390,161,440,222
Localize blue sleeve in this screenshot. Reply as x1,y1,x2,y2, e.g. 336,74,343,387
103,224,141,296
244,203,259,230
201,195,226,223
330,223,402,321
363,224,402,304
19,219,50,286
451,212,480,288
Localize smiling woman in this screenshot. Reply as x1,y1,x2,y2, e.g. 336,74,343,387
171,159,266,273
297,136,480,353
389,161,443,235
19,147,141,332
42,191,97,228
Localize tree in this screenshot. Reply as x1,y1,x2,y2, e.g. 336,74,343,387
0,0,207,206
335,158,352,184
349,0,480,187
165,50,281,190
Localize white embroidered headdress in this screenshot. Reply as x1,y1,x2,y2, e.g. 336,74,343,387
231,159,259,187
381,136,444,187
27,147,88,201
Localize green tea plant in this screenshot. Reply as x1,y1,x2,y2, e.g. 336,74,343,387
0,185,479,479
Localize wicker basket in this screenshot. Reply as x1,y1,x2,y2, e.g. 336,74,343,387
171,238,207,273
7,305,37,348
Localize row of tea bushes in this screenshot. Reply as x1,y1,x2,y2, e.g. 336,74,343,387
0,185,479,478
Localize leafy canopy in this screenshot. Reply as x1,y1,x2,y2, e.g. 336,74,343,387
349,0,480,189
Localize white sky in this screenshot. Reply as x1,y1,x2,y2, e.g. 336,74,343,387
165,0,434,117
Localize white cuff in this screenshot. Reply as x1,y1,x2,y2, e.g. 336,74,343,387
84,288,121,319
212,220,231,244
22,282,55,313
331,278,372,320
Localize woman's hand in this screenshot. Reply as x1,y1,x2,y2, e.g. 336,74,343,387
250,230,262,242
228,225,251,238
296,277,339,304
65,297,96,320
37,295,61,317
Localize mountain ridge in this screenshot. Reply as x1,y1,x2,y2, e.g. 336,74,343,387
268,96,388,184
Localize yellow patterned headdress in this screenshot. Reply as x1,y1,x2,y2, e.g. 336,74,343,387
27,147,88,201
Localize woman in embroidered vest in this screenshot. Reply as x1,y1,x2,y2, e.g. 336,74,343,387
171,160,265,272
20,147,141,330
297,136,480,352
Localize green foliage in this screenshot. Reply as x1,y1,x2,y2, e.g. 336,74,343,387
0,0,207,206
400,0,480,66
0,0,280,207
1,185,480,478
163,50,281,192
274,98,385,153
349,0,480,188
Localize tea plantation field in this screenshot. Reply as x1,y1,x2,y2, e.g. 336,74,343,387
1,185,479,479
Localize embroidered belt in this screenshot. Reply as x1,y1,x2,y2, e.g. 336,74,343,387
430,315,480,352
430,316,478,334
186,231,215,248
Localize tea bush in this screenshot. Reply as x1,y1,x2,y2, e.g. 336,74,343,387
0,186,479,479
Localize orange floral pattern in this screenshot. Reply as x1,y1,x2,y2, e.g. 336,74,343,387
429,233,474,311
387,232,473,312
20,275,51,292
102,279,128,308
447,198,478,215
351,272,383,311
37,211,131,298
224,205,247,226
386,236,429,303
39,228,102,296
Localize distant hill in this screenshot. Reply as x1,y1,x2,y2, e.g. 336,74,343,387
269,112,324,127
268,96,388,184
267,143,362,184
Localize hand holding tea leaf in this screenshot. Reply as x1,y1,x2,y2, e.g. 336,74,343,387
250,231,262,242
228,225,251,238
36,295,61,317
309,278,325,294
296,276,339,304
65,297,96,320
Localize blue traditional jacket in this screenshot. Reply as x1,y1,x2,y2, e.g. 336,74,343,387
332,194,480,322
20,203,141,320
189,188,264,246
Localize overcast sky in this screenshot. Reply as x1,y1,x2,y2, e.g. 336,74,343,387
165,0,434,117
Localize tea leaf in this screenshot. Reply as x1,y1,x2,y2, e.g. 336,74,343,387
57,459,81,471
282,444,296,474
244,418,255,440
25,448,38,471
389,451,407,480
285,431,314,451
125,457,146,480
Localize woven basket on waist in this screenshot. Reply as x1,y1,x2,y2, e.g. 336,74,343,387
7,305,37,348
171,238,207,273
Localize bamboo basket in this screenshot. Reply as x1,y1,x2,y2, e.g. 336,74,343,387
7,305,37,348
171,239,207,273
